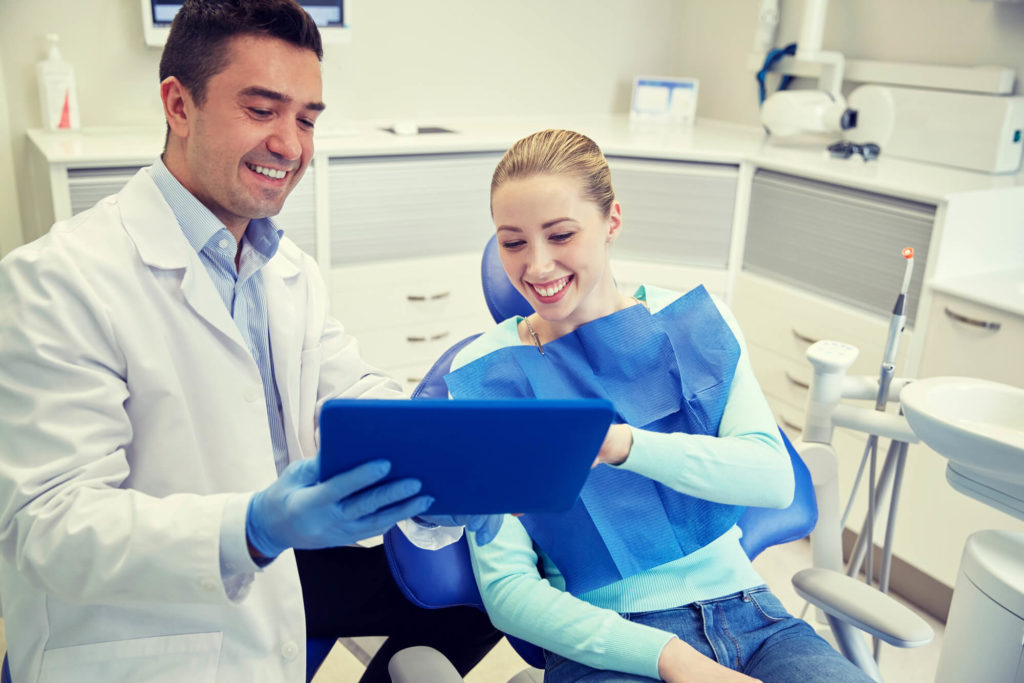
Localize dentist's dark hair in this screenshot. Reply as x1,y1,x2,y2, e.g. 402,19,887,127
160,0,322,108
490,129,616,218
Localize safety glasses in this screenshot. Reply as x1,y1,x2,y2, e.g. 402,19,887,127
828,141,881,161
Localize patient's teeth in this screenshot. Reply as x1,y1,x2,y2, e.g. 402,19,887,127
534,277,569,297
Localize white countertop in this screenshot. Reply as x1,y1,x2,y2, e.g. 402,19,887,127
27,115,1024,315
28,115,1024,205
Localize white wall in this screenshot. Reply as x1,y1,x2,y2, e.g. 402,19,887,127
0,0,683,245
0,56,23,258
4,1,1024,249
679,0,1024,128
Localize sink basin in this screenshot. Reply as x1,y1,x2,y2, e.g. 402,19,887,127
901,377,1024,483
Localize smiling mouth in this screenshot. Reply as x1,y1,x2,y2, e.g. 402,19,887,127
529,275,572,298
245,162,288,180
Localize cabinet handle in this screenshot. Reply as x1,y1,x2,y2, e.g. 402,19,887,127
784,370,810,389
406,331,451,343
406,377,423,384
944,307,1001,331
791,328,820,345
780,416,804,434
406,291,451,302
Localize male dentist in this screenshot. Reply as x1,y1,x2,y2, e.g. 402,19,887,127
0,1,500,681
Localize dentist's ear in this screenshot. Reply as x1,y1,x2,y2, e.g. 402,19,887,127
606,201,623,243
161,76,193,139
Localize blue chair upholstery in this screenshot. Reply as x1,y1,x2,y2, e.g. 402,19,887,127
306,638,336,681
382,233,820,674
480,235,530,324
739,428,818,559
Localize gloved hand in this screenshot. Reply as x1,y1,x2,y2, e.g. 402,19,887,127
246,457,432,559
415,514,504,546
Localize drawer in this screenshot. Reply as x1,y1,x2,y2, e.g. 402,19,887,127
733,271,915,378
331,254,487,334
747,344,812,411
388,361,442,396
353,316,489,372
918,292,1024,387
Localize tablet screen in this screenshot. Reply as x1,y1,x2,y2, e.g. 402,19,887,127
318,398,615,514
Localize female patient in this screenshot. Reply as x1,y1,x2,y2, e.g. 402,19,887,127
443,130,871,682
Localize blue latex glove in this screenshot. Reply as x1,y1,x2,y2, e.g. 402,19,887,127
247,457,432,559
416,514,504,546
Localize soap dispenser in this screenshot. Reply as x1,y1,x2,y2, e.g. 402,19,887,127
36,34,80,131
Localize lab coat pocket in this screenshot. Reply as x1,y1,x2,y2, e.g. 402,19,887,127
39,631,222,683
298,345,322,454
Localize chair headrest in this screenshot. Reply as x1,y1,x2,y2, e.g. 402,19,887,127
481,234,533,323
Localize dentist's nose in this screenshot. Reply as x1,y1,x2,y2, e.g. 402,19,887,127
266,120,302,162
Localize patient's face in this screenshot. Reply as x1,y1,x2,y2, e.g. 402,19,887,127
492,173,620,332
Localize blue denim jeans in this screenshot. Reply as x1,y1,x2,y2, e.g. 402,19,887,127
542,586,873,682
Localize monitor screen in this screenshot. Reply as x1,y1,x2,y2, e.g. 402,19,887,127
141,0,347,46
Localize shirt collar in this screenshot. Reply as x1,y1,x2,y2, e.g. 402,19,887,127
150,157,282,259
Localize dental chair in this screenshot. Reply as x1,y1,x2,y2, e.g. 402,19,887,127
384,235,827,682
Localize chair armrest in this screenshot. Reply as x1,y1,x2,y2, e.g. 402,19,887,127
388,646,465,683
792,567,934,648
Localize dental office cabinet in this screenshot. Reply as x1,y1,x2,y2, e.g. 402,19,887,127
25,116,1024,617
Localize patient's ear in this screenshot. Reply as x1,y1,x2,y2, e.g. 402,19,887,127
606,201,622,243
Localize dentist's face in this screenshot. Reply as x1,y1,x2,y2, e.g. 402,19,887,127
492,173,621,333
167,34,324,233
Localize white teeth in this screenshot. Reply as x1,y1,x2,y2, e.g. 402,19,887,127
533,277,569,297
249,164,287,179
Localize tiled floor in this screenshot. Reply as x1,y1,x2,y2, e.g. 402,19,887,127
0,539,947,682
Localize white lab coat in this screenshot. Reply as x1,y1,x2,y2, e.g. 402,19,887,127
0,168,405,682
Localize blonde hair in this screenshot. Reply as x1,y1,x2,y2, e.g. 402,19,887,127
490,129,615,217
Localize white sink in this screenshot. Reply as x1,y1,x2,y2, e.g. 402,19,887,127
901,377,1024,483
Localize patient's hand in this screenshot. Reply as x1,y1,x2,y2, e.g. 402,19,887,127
593,424,633,467
658,638,761,683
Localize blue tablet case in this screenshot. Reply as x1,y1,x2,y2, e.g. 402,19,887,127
318,398,615,514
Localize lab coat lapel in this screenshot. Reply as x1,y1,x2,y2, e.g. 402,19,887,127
263,251,302,454
117,169,249,355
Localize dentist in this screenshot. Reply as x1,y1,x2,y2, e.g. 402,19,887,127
0,1,499,681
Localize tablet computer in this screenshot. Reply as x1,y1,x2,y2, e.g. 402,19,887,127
318,398,615,514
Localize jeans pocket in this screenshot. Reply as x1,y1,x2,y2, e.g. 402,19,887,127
745,587,791,624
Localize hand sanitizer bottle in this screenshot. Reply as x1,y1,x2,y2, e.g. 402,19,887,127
36,34,80,131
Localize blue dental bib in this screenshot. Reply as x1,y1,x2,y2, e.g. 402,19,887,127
445,285,743,596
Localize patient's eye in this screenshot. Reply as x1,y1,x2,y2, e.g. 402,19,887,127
501,239,526,250
550,232,574,243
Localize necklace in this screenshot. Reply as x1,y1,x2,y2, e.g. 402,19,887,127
522,316,545,355
521,297,646,356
